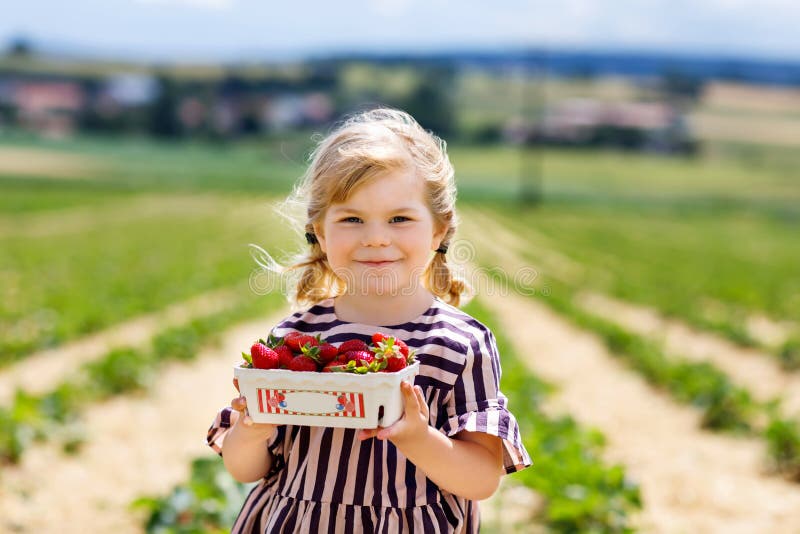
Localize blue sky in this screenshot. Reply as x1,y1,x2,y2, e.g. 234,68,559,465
3,0,799,61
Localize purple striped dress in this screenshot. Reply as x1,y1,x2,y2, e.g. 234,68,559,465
206,296,532,533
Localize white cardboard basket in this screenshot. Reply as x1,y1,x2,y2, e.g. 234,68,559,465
233,361,420,429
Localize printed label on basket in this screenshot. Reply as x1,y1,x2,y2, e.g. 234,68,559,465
256,389,366,418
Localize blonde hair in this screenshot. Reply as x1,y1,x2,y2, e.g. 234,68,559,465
264,107,470,308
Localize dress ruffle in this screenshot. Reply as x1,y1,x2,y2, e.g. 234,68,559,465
441,402,531,474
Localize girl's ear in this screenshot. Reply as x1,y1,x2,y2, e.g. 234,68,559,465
312,222,327,253
431,222,448,252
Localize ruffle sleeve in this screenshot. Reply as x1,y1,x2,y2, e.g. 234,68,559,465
206,406,235,456
205,406,285,469
439,328,532,474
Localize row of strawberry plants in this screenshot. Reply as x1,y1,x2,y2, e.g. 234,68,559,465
463,297,643,531
1,193,287,363
0,290,284,465
481,203,800,366
133,295,642,533
504,270,800,482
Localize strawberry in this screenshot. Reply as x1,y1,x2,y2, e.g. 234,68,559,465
356,351,376,366
385,355,407,372
283,331,304,351
284,332,318,352
338,339,369,354
395,338,410,357
274,345,294,368
317,342,339,364
296,335,319,351
341,350,374,366
322,361,347,373
250,342,279,370
289,354,319,372
371,332,389,344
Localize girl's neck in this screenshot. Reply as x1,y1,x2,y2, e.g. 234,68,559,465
334,288,435,326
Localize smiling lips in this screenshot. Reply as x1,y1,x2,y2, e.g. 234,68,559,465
358,260,396,267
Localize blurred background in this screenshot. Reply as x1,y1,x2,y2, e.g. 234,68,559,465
1,1,799,532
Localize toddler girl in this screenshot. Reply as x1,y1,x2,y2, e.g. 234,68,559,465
206,107,532,533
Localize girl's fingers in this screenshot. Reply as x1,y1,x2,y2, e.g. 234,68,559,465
231,395,247,412
403,381,420,412
242,412,253,426
413,386,428,416
358,428,380,441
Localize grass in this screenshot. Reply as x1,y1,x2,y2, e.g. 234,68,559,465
0,192,291,362
478,201,799,349
0,286,285,464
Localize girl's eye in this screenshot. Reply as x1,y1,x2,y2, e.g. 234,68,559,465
338,215,410,223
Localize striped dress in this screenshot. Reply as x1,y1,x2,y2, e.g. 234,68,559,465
206,296,532,533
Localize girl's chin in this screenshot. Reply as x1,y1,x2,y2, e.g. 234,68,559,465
346,278,419,297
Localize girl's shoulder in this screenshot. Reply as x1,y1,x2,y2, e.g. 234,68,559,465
427,297,495,341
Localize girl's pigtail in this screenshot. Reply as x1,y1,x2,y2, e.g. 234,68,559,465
291,226,344,307
426,250,471,307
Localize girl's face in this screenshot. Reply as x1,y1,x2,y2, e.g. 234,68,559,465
314,168,447,298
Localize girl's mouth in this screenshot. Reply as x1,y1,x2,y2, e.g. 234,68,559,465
358,260,396,267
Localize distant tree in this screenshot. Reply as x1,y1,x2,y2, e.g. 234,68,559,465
402,66,456,138
148,75,182,138
7,36,33,57
660,69,703,104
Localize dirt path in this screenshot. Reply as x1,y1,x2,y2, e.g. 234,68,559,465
457,210,800,531
482,289,800,533
577,292,800,417
0,308,288,534
0,147,104,179
0,299,523,533
0,193,249,239
462,206,798,413
0,287,238,406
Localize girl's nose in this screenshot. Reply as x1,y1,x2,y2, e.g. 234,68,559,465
361,224,390,247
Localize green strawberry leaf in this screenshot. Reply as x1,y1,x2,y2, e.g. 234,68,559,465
241,351,253,365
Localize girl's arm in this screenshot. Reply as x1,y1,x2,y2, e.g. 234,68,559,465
222,395,278,483
358,381,504,501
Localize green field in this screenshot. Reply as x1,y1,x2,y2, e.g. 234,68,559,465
2,131,797,360
2,122,799,531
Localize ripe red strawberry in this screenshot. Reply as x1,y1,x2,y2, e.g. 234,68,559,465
283,331,304,351
274,345,294,368
372,332,388,344
322,361,347,373
317,342,339,364
338,339,369,354
288,355,319,372
342,350,375,366
297,335,319,351
250,342,279,370
385,355,407,372
395,338,410,357
284,332,319,352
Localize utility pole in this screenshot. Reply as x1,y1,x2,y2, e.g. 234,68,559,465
519,47,545,206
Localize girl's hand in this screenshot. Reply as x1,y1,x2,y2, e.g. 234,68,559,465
231,377,277,438
357,381,429,444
